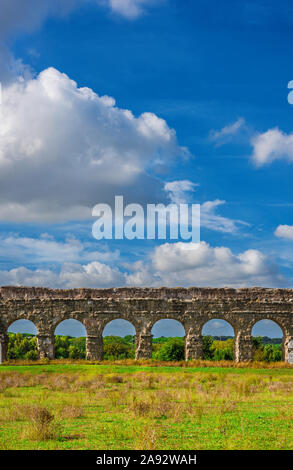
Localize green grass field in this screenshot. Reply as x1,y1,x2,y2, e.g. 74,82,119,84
0,361,293,450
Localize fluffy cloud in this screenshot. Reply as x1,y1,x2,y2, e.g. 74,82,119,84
0,44,32,84
251,128,293,166
59,261,125,287
0,240,284,289
0,261,125,288
0,237,285,288
126,241,285,287
215,122,293,167
0,67,186,222
275,225,293,241
0,233,123,287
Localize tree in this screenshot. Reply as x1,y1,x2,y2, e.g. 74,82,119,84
69,337,86,359
7,333,38,360
263,344,282,362
103,336,134,359
153,338,185,361
104,341,133,359
211,339,234,360
202,336,214,360
25,349,38,360
252,336,263,350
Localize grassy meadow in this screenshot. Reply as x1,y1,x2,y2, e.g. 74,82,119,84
0,360,293,450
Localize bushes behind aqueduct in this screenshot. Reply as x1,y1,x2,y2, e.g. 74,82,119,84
6,333,282,362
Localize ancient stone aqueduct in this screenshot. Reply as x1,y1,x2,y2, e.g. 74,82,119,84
0,286,293,364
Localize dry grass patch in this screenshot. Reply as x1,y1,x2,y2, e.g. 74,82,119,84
132,424,161,450
59,405,84,419
107,375,124,384
1,363,293,449
22,405,63,441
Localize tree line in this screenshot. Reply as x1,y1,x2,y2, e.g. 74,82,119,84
6,333,282,362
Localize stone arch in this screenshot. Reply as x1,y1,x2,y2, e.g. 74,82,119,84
5,319,38,361
150,317,186,336
201,318,235,338
102,319,136,360
4,312,39,334
7,319,38,335
84,316,139,362
201,318,235,361
251,318,284,362
54,319,87,337
133,315,186,361
36,315,89,361
102,318,137,337
250,317,286,338
200,314,238,336
148,313,186,332
53,319,87,360
151,318,186,361
51,314,88,337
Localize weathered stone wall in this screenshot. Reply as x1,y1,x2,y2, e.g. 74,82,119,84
0,286,293,363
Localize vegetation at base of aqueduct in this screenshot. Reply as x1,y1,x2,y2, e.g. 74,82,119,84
0,363,293,450
7,333,283,362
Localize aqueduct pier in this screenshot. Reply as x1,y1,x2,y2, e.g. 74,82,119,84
1,286,293,363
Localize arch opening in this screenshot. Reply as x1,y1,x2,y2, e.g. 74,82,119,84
54,319,87,360
8,319,37,335
102,319,136,360
151,319,186,361
202,319,235,361
7,320,38,361
252,320,283,362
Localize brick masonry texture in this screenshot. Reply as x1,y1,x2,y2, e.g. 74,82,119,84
0,286,293,363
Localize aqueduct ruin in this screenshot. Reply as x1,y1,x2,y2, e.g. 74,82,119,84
1,286,293,363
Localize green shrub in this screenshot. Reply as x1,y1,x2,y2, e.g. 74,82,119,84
211,339,234,360
202,335,214,360
7,333,38,360
153,338,185,361
24,350,38,360
252,336,282,362
55,336,86,359
103,336,134,359
6,332,283,363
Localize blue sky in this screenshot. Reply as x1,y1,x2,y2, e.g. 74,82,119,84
1,0,293,337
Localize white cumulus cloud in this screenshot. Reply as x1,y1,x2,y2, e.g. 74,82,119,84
0,67,186,222
0,240,286,288
126,241,284,287
251,128,293,166
275,225,293,241
0,261,125,289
